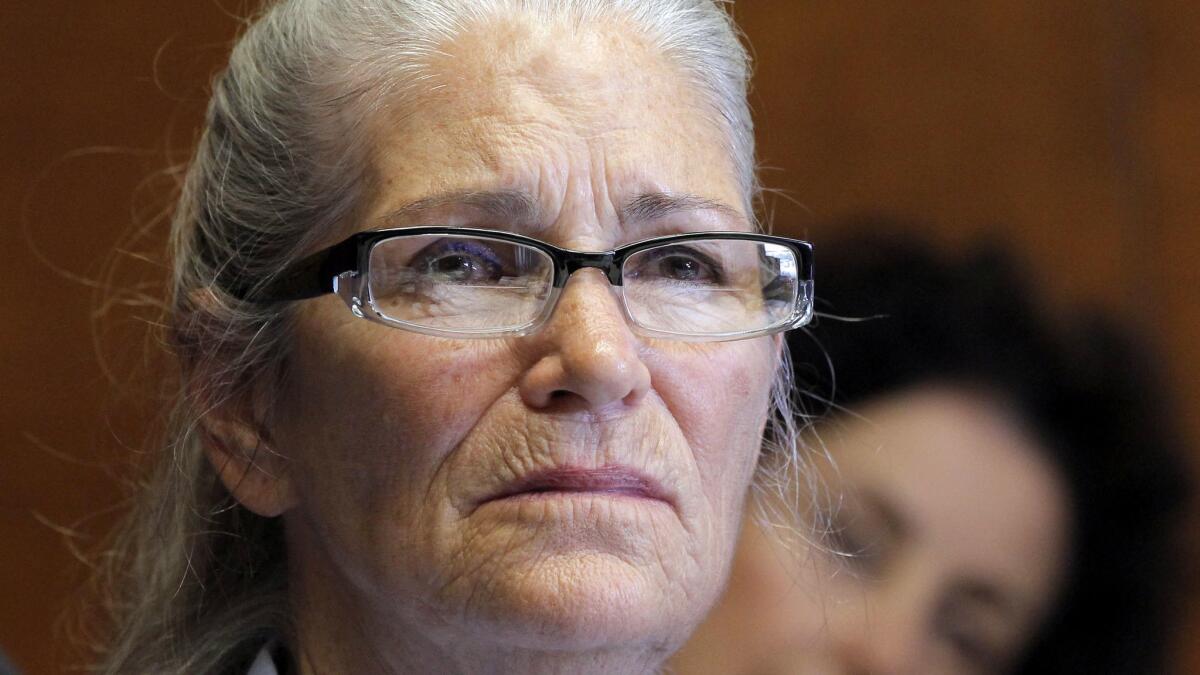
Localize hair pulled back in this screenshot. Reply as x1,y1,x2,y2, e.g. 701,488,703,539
95,3,796,673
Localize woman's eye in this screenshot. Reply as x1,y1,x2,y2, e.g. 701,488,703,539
660,255,708,281
636,246,724,284
941,626,1002,673
429,253,488,280
819,504,893,580
935,599,1008,673
413,242,504,283
825,522,882,576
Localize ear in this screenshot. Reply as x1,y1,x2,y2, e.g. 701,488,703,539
200,406,298,518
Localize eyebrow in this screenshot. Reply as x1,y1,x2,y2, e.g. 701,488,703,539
380,189,543,225
379,188,741,230
619,191,743,226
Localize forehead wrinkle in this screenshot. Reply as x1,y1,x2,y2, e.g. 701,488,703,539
366,16,747,242
428,12,693,136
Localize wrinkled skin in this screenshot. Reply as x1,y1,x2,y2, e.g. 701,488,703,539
217,14,779,675
672,387,1069,675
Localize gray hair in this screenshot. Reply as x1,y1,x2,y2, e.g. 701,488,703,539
96,1,799,672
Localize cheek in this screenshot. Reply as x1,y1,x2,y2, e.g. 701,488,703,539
274,308,521,541
644,338,776,506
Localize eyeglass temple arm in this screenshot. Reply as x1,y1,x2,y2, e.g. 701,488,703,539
246,240,360,302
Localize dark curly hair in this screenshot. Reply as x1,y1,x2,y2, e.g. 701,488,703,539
789,220,1192,675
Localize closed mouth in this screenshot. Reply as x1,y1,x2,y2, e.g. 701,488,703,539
480,465,675,508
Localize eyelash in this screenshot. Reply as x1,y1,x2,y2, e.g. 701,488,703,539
629,245,727,284
412,240,505,274
939,624,1002,673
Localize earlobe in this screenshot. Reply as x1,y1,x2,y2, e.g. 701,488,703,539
201,414,297,518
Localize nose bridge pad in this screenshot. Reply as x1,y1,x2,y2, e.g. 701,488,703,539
551,264,633,334
563,252,620,285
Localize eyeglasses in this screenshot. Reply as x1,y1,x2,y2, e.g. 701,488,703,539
253,227,814,342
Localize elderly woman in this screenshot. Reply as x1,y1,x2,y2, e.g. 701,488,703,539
97,1,812,673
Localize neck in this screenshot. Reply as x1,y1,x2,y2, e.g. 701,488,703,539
292,635,669,675
290,604,671,675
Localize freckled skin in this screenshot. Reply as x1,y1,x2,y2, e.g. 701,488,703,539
263,15,778,675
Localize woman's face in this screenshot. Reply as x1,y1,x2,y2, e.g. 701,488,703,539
258,16,776,668
673,386,1069,675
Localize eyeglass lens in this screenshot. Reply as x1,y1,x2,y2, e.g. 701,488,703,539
366,233,801,336
622,239,799,336
368,233,555,331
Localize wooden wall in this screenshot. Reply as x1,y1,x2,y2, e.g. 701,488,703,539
1,2,1196,673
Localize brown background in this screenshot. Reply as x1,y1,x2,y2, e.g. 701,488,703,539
2,2,1197,673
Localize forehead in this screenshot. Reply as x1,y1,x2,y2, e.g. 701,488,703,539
829,387,1069,610
359,12,746,234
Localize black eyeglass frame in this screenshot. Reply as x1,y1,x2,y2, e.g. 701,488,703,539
250,226,815,341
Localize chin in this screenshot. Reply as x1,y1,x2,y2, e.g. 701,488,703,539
451,548,702,653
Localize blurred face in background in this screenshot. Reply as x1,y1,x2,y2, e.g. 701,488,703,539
673,385,1070,675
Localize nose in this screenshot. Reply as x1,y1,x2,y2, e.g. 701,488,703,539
518,269,652,413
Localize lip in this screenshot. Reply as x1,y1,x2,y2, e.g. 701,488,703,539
477,465,676,510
